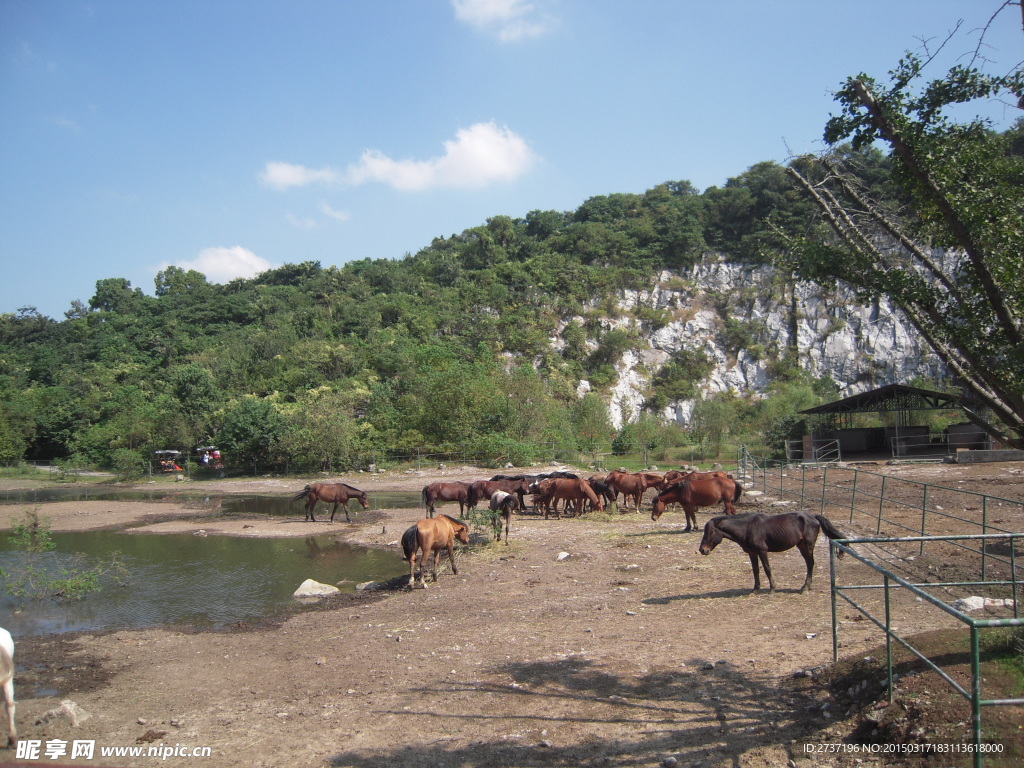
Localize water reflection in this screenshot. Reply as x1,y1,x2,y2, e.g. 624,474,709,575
0,530,408,638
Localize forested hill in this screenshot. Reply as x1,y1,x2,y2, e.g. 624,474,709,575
0,155,922,472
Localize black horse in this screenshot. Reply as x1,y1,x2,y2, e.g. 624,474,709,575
698,511,848,593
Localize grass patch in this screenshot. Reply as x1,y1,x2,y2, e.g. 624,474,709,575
812,628,1024,766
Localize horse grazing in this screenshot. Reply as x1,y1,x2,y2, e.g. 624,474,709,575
698,511,849,593
637,472,667,491
422,482,471,518
488,490,519,543
293,482,369,523
0,627,15,748
401,514,470,588
587,478,616,510
604,470,649,509
467,478,530,510
530,478,603,518
651,472,743,531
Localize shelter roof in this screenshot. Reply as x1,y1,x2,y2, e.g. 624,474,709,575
799,383,970,416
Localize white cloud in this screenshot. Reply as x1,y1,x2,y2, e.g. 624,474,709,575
260,122,535,193
452,0,555,41
345,122,535,191
286,213,317,229
320,202,351,221
260,161,340,190
170,246,275,283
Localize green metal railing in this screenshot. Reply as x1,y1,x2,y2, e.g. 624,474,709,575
736,449,1024,580
829,534,1023,767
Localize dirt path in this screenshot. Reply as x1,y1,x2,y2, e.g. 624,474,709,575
1,462,1021,767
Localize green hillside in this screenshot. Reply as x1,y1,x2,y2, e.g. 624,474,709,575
0,153,921,474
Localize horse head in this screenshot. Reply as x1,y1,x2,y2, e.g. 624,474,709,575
651,497,666,521
698,519,723,555
356,492,370,509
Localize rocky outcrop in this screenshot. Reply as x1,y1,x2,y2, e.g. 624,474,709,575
568,255,944,428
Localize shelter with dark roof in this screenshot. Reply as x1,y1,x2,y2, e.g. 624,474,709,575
795,384,990,462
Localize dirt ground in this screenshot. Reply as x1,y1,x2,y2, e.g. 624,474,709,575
1,461,1022,768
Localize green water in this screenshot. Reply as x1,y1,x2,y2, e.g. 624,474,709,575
1,530,408,636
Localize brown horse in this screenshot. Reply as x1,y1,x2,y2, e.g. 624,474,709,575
650,473,742,531
293,482,369,522
530,478,602,518
698,511,848,592
467,478,530,510
637,472,667,490
488,490,519,543
604,470,649,509
422,481,471,517
401,514,470,588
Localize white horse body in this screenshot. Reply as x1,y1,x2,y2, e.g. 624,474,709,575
0,627,15,747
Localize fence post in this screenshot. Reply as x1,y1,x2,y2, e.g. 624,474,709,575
830,542,839,663
800,465,806,508
820,466,828,515
884,573,894,704
920,484,929,556
877,475,887,534
849,470,858,524
981,497,988,582
970,625,982,768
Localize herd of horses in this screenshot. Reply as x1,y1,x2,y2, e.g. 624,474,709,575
0,470,849,749
291,468,851,593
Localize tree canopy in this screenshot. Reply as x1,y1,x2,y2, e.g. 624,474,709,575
780,3,1024,446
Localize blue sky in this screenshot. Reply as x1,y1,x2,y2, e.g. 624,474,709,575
2,0,1021,319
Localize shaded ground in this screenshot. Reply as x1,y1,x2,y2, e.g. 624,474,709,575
0,461,1022,767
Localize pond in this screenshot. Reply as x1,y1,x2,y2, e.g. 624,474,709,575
0,491,424,636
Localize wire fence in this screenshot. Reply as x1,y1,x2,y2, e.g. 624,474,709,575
736,449,1024,764
829,535,1023,767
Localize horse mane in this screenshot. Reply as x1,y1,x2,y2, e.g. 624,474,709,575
339,482,365,495
439,513,465,527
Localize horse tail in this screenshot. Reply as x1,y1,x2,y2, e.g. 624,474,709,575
732,481,743,502
293,486,312,501
421,487,429,508
401,525,418,562
814,514,849,559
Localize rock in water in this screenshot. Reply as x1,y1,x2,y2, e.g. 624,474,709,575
293,579,341,598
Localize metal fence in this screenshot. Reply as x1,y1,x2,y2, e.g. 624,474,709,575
736,452,1024,579
829,535,1023,767
734,448,1024,764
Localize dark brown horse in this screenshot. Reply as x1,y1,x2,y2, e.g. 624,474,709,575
604,470,649,509
293,482,369,523
650,472,742,531
467,478,530,510
488,490,519,543
698,511,848,593
401,514,470,588
422,481,471,518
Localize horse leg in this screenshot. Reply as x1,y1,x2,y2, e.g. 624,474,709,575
430,548,442,583
746,551,762,592
342,500,351,523
503,512,510,544
306,498,317,522
683,504,695,533
758,551,776,592
797,540,815,592
408,550,418,589
448,540,458,576
1,676,13,748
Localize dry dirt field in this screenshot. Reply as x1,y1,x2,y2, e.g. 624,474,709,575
1,461,1022,768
